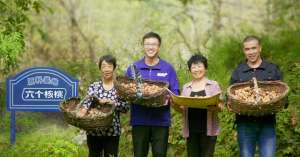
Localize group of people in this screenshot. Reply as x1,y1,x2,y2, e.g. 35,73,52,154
77,32,283,157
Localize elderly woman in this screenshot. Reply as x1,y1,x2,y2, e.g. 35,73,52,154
77,54,129,157
172,54,222,157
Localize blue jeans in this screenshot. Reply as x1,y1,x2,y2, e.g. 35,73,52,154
237,120,276,157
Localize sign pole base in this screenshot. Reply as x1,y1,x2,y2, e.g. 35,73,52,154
10,110,16,145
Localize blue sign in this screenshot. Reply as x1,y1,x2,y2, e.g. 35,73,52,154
6,67,78,111
6,67,78,145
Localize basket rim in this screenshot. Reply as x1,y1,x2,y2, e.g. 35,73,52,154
166,88,221,100
59,97,81,111
59,96,116,130
227,80,289,105
115,76,169,99
115,76,169,86
59,96,116,118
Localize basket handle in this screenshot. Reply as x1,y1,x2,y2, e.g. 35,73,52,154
252,77,261,105
130,64,143,99
75,94,97,112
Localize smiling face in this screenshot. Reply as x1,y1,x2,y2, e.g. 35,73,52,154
100,60,114,80
190,62,206,80
143,37,160,59
243,39,262,64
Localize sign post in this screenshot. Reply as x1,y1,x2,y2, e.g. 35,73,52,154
6,67,78,145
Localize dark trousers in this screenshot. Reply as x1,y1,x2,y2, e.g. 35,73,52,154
186,132,217,157
132,125,169,157
87,135,119,157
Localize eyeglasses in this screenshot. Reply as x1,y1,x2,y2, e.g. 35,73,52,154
143,43,159,47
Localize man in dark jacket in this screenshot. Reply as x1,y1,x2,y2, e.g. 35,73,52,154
230,36,283,157
126,32,180,157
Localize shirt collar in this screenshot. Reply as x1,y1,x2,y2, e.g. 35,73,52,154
241,59,267,72
137,57,162,70
185,78,214,88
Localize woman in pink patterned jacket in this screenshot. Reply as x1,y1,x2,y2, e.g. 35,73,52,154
172,54,223,157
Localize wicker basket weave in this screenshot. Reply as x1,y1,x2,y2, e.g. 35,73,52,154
115,76,169,107
227,81,289,116
59,96,115,131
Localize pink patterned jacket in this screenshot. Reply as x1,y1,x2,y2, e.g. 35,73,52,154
181,78,221,137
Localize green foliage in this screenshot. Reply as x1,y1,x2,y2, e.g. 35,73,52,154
261,30,300,156
119,128,134,157
0,116,87,157
207,36,244,88
0,32,24,74
169,110,185,156
50,59,99,94
0,0,43,33
204,36,240,156
0,0,44,76
40,139,79,157
270,0,300,31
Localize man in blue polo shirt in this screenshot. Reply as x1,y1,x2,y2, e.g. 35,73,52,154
126,32,180,157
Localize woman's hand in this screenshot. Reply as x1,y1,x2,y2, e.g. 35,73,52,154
169,97,184,113
98,98,114,105
76,108,88,117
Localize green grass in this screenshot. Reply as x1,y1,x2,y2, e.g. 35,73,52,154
0,112,88,157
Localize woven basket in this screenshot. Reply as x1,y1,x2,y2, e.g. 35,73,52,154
59,96,115,131
115,76,169,107
227,81,289,116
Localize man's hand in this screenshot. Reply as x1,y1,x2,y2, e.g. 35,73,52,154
76,108,88,118
207,102,224,112
226,99,233,112
218,101,225,111
162,95,171,106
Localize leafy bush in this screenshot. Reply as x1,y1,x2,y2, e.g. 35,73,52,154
0,124,87,157
0,32,24,74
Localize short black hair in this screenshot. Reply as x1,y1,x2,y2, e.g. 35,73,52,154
142,32,161,46
187,54,208,71
98,54,117,70
243,35,261,45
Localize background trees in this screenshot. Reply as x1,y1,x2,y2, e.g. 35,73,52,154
0,0,299,156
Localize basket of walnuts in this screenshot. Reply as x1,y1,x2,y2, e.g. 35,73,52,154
114,76,169,107
227,78,289,116
59,96,115,130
